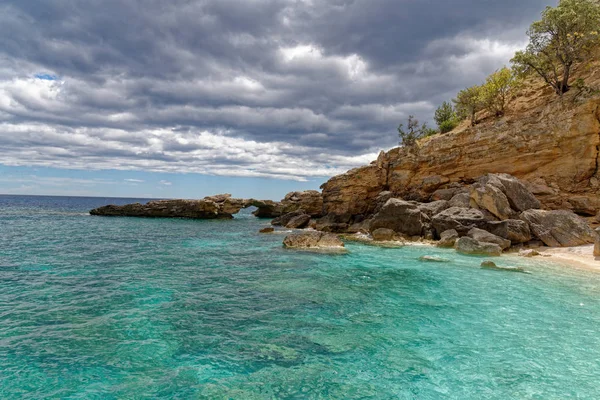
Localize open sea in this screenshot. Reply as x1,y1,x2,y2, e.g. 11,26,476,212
1,194,600,399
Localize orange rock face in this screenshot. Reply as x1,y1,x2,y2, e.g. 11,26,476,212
322,97,600,217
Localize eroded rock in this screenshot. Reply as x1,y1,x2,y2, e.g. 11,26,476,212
454,237,502,256
520,209,596,247
370,199,429,237
283,231,345,249
431,207,487,236
437,229,459,248
484,219,532,244
371,228,396,241
467,227,511,250
469,183,514,220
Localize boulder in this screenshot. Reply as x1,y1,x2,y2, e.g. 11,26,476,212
370,199,429,237
371,228,396,241
467,227,511,250
484,219,532,244
271,209,305,226
314,214,351,233
419,255,450,263
437,229,459,248
259,227,275,233
283,231,344,249
469,183,514,220
448,192,471,208
454,237,503,256
431,187,460,201
373,191,394,214
480,260,527,273
520,209,596,247
418,200,450,218
595,228,600,257
483,173,541,212
285,214,311,229
281,191,324,217
480,260,498,268
431,207,487,236
252,200,283,218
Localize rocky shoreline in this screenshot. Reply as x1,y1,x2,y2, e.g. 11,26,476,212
90,173,600,256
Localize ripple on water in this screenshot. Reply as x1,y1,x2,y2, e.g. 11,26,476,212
1,196,600,399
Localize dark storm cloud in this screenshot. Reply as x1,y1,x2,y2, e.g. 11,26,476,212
0,0,556,179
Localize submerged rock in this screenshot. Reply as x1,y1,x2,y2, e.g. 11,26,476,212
419,255,450,263
283,231,345,249
259,227,275,233
455,237,503,256
480,261,527,273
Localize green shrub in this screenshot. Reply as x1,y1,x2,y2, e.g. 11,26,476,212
479,67,520,117
438,118,459,133
398,115,436,148
511,0,600,95
453,86,483,126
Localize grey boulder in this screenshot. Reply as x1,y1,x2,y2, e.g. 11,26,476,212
370,199,429,237
431,207,487,236
467,227,511,250
520,209,596,247
437,229,459,248
454,237,503,256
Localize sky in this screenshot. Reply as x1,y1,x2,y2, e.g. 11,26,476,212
0,0,557,200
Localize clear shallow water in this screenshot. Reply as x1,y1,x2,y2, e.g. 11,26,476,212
1,195,600,399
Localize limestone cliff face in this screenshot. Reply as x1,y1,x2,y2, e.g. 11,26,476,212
321,97,600,218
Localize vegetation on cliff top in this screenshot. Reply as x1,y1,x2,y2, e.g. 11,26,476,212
399,0,600,148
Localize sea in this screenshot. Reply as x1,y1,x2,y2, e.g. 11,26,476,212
1,194,600,399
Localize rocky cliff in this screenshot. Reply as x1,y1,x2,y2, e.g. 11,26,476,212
321,94,600,220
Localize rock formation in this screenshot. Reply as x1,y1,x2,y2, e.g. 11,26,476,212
91,190,324,221
90,196,245,219
320,97,600,218
315,172,596,252
282,231,345,249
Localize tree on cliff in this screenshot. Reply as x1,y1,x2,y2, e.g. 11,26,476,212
397,115,436,148
511,0,600,95
434,102,459,133
453,86,483,126
479,67,520,117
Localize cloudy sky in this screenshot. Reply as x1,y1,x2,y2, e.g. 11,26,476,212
0,0,555,199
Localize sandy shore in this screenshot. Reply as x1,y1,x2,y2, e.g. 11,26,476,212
533,245,600,271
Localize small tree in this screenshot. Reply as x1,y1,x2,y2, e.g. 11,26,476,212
434,101,459,133
397,115,435,148
453,85,483,126
480,67,520,117
511,0,600,96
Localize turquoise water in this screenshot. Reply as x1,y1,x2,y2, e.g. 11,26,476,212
1,195,600,399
